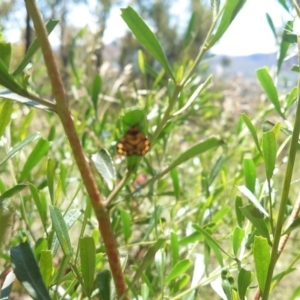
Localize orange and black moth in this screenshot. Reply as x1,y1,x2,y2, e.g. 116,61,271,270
117,125,150,156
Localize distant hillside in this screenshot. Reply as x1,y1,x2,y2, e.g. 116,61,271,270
208,52,298,84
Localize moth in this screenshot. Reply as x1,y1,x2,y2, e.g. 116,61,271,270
117,125,150,156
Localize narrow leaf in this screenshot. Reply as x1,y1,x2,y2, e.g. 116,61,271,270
262,130,277,179
47,158,55,203
265,13,277,43
237,185,269,217
121,6,174,80
0,99,13,137
165,259,192,283
193,225,223,266
92,149,116,191
208,0,246,48
51,209,81,255
119,208,132,243
0,90,51,111
80,237,96,297
29,183,47,230
12,19,59,76
39,250,53,288
237,268,252,300
235,196,244,227
10,241,51,300
169,137,225,170
0,41,11,68
243,158,256,193
132,238,166,284
91,74,102,111
49,205,72,255
241,113,262,156
170,231,179,267
277,21,294,74
173,75,212,116
97,270,111,300
256,67,284,118
19,138,50,181
239,204,270,243
170,168,180,201
253,236,270,293
0,132,40,166
0,183,27,202
232,227,245,256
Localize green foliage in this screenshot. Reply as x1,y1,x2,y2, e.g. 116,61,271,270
1,1,300,299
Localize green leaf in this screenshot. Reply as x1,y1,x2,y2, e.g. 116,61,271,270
235,196,244,227
253,236,270,293
141,282,150,300
119,208,132,243
10,241,51,300
256,67,284,118
170,168,180,201
282,217,300,235
49,205,72,255
232,227,245,256
237,185,269,217
47,158,55,203
0,132,40,166
262,130,277,179
237,268,252,300
91,149,116,191
208,0,246,48
97,270,111,300
239,204,270,243
179,232,203,246
80,236,96,297
221,272,236,300
39,250,53,288
182,12,196,48
121,6,174,80
29,183,48,230
165,259,192,283
132,238,166,284
51,208,81,255
243,157,256,193
34,238,48,260
173,75,212,116
209,154,225,185
266,13,277,43
0,183,27,203
138,49,146,74
0,210,12,251
91,74,102,111
137,138,225,198
120,106,148,134
0,41,11,69
170,231,179,267
241,113,262,156
286,86,298,109
169,137,225,170
0,99,13,137
19,138,50,181
193,225,223,266
277,21,294,74
12,19,59,76
0,90,52,111
0,61,31,97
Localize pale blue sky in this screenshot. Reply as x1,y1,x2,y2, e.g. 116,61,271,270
6,0,293,56
69,0,292,56
211,0,292,55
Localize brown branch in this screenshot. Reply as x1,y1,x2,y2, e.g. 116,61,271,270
24,0,128,298
252,191,300,300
